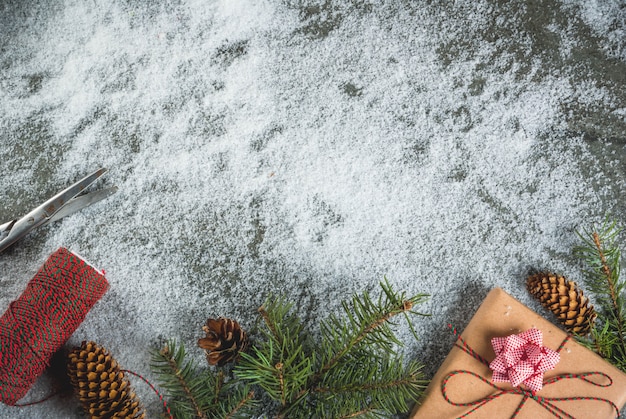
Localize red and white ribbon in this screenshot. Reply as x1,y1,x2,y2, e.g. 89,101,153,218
489,328,560,393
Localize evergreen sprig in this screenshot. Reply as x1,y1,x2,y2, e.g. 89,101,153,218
312,355,425,418
236,278,429,418
150,340,256,419
235,296,313,407
150,279,428,418
574,219,626,371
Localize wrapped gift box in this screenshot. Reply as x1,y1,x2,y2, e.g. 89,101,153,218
411,288,626,418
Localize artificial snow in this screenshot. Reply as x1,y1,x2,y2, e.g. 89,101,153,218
1,0,625,417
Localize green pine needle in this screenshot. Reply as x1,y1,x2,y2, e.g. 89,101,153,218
574,219,626,372
150,340,210,419
151,279,429,418
150,340,256,418
236,278,429,418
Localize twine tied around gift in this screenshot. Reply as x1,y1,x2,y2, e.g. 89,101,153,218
442,325,619,418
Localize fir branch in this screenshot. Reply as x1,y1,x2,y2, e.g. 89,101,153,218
236,278,428,418
236,295,313,412
315,367,422,395
575,220,624,314
151,341,208,419
214,385,257,419
337,408,377,419
574,219,626,371
259,304,280,343
276,362,286,406
316,278,428,383
594,232,616,292
213,370,224,405
313,356,425,415
592,229,626,359
318,310,392,378
153,280,428,418
592,320,619,359
237,333,312,412
151,340,257,418
224,390,255,419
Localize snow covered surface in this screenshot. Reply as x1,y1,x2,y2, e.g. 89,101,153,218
1,0,625,417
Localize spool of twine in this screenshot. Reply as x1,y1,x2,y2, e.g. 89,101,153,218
0,247,108,405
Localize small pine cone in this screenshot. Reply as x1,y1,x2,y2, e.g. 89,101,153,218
527,272,597,335
198,318,249,366
67,341,144,419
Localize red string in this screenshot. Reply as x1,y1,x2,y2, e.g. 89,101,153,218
0,248,108,405
13,391,59,407
122,369,173,419
448,324,489,366
442,369,618,418
442,331,619,418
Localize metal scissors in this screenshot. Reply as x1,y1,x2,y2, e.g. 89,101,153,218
0,168,117,253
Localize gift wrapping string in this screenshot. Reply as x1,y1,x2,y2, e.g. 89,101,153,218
442,325,619,418
0,248,109,406
122,369,173,419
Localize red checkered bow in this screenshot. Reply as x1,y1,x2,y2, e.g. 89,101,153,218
489,328,560,393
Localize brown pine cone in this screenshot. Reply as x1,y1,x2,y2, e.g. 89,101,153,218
67,341,144,419
527,272,597,335
198,318,249,366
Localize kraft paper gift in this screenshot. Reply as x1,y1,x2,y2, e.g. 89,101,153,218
411,288,626,418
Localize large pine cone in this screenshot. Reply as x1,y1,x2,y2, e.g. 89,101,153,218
198,318,248,366
527,272,597,335
67,341,144,419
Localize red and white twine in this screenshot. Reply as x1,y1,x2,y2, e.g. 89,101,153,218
0,248,108,405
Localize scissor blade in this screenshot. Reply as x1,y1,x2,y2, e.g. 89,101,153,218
38,168,109,220
0,220,17,241
46,186,118,224
0,168,110,253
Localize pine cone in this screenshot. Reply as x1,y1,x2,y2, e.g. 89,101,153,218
527,272,597,335
198,318,249,366
67,341,145,419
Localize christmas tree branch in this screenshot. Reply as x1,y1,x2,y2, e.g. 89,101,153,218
213,370,224,405
152,340,257,418
315,278,427,383
592,230,626,360
592,231,623,320
315,372,420,393
151,341,208,419
574,219,626,371
315,298,409,383
224,390,255,419
311,355,425,416
169,356,206,419
317,312,391,378
259,305,280,343
277,363,288,407
576,220,624,311
276,279,427,417
256,303,296,408
153,279,428,418
337,407,377,419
